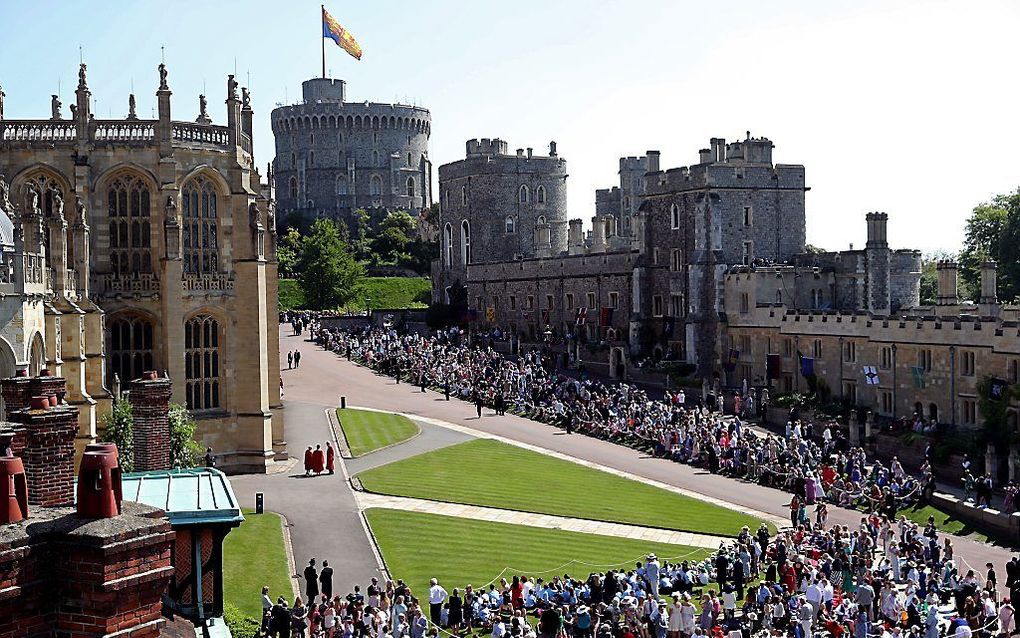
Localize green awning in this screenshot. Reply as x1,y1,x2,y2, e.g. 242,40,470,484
78,467,245,526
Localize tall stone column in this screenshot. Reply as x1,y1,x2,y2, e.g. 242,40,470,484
128,372,172,471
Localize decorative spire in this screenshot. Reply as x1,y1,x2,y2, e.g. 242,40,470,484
126,94,138,120
158,62,169,91
196,94,211,124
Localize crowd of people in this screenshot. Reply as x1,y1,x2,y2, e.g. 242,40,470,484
268,315,1020,638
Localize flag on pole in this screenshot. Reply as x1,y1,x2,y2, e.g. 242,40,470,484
910,366,926,389
862,365,880,385
322,6,363,60
799,354,815,378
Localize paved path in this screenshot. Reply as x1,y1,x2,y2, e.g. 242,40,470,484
230,399,385,595
355,492,732,550
344,416,473,475
281,331,1017,581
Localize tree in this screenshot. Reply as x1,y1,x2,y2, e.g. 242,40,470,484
168,403,202,469
101,399,135,472
960,191,1020,302
803,244,826,255
297,218,364,310
276,227,302,279
350,208,372,261
372,213,414,263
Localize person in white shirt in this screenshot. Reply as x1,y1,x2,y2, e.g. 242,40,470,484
428,578,448,627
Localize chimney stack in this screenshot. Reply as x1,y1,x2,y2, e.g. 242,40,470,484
646,151,660,173
526,147,533,159
128,371,173,471
8,385,78,507
936,261,959,306
549,141,557,157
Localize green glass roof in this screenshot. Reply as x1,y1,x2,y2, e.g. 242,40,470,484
78,467,245,526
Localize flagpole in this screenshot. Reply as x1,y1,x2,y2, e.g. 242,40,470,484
321,5,326,79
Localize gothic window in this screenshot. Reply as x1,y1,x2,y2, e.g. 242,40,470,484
537,215,546,226
406,177,416,197
461,220,471,266
289,177,298,199
291,152,296,168
370,175,383,196
407,152,413,167
310,151,315,166
443,223,453,268
670,203,680,229
107,315,154,386
107,173,152,275
337,176,348,195
519,185,529,204
505,216,515,234
181,177,220,274
536,185,546,204
461,186,467,206
185,314,221,410
21,172,63,217
372,150,379,165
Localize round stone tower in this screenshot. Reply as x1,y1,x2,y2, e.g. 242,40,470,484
270,78,431,230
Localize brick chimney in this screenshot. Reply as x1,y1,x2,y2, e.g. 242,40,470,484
8,392,78,507
128,371,173,471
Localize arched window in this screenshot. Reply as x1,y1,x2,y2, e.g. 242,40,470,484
289,177,298,200
21,172,63,217
290,152,296,168
443,189,449,209
536,185,546,204
461,185,467,206
406,177,416,197
372,150,379,165
505,216,515,234
107,315,154,386
670,203,680,229
407,152,413,167
443,223,453,269
309,151,315,166
370,175,383,197
776,290,782,304
461,220,471,266
107,173,152,275
185,314,221,410
537,215,547,226
519,185,529,204
337,176,348,196
181,177,219,274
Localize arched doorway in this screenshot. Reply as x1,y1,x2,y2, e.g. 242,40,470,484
928,403,939,423
610,348,626,380
28,332,45,376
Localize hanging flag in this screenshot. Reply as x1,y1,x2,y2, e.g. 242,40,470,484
862,365,880,385
766,353,782,380
727,348,740,364
575,308,587,326
322,6,363,60
910,366,926,389
800,355,815,378
485,307,495,322
541,309,550,325
987,377,1009,401
599,307,613,327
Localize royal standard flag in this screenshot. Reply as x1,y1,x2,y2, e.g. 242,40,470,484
322,6,363,60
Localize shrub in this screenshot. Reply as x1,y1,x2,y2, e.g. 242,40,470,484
223,603,260,638
168,403,203,469
101,399,135,472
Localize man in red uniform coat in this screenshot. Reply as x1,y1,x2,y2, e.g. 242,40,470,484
326,442,336,475
311,444,325,475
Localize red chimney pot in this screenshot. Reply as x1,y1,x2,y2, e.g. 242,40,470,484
0,456,29,524
29,396,49,410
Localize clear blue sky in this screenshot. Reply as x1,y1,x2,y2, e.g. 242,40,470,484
2,0,1017,252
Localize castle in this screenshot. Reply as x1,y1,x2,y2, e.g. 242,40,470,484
0,62,283,472
435,135,935,376
271,77,432,231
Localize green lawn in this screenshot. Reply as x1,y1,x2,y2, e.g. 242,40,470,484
900,502,989,542
224,508,294,619
338,408,421,456
357,439,764,536
279,276,430,312
365,509,710,596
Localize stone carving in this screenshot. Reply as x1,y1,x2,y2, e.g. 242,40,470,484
70,103,78,119
27,188,39,214
78,63,87,90
127,94,137,120
75,196,88,228
196,94,211,124
242,87,251,109
248,202,261,228
51,95,62,120
165,195,178,222
0,175,10,211
51,188,64,220
158,63,168,91
227,74,238,101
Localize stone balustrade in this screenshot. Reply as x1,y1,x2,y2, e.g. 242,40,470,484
183,271,234,293
93,120,156,142
0,120,77,143
171,122,231,147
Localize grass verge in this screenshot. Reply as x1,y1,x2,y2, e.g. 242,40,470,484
338,408,421,456
357,439,764,536
224,508,293,619
365,508,711,597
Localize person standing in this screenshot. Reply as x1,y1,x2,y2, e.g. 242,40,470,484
294,350,301,368
319,560,333,601
428,578,448,626
326,441,336,475
288,351,293,370
303,446,314,476
304,559,319,604
311,445,325,475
